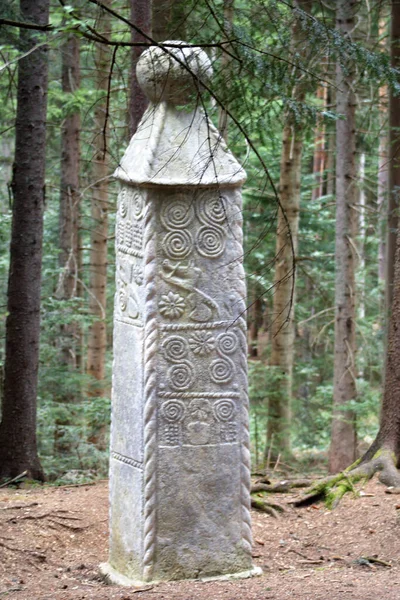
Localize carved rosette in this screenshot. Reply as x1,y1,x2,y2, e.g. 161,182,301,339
109,42,255,586
155,189,246,450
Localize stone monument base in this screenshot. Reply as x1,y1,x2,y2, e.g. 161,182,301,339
99,562,262,587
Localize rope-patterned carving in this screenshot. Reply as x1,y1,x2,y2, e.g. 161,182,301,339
142,196,158,582
111,451,143,470
230,190,253,557
158,391,241,399
161,320,234,331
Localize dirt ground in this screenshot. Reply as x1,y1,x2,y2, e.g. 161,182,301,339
0,478,399,600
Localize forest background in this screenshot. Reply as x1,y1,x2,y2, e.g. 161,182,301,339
0,0,397,484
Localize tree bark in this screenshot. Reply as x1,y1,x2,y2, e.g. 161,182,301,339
386,0,400,312
328,0,358,474
86,4,111,391
57,34,81,370
0,0,49,481
129,0,151,137
249,290,262,358
300,195,400,504
378,17,388,284
358,152,366,323
311,84,328,202
365,218,400,465
152,0,186,42
325,126,335,198
266,0,310,459
267,124,302,458
218,0,234,142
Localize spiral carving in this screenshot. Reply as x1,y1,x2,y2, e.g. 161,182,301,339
132,190,145,219
163,230,193,260
142,197,158,581
196,226,225,258
213,399,236,422
168,360,194,391
161,197,195,230
196,190,227,226
162,335,189,363
216,331,239,355
119,289,127,311
119,188,128,218
209,357,234,384
161,399,186,422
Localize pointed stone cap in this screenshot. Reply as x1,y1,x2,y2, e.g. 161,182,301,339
114,42,246,188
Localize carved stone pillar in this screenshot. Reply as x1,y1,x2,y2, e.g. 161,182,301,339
101,42,260,585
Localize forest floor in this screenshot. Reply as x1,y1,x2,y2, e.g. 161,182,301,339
0,477,399,600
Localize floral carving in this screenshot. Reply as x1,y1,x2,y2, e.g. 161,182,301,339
159,291,185,319
188,331,215,355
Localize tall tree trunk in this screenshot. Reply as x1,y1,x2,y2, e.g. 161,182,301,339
266,0,310,459
378,17,388,284
326,126,335,198
358,152,366,322
218,0,234,142
311,84,328,202
267,124,303,458
328,0,358,474
86,5,111,392
53,34,81,453
386,0,400,311
129,0,151,137
249,290,262,358
57,34,81,370
0,0,49,481
152,0,186,42
366,215,400,465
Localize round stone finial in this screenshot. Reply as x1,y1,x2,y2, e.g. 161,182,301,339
136,41,213,105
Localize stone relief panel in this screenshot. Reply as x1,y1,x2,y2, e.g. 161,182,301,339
115,186,146,326
155,188,246,451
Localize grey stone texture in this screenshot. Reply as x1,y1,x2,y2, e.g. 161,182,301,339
103,42,257,585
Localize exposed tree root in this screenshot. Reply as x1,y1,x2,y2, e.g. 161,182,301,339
0,502,39,511
292,449,400,509
251,479,311,494
250,477,310,515
0,471,28,489
251,497,285,518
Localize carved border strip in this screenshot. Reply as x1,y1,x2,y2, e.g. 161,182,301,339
117,244,144,258
159,442,240,449
142,196,158,582
160,320,235,331
115,317,144,328
230,192,253,557
158,391,240,399
111,451,143,470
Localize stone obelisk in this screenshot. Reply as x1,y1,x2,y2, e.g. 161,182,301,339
101,42,260,585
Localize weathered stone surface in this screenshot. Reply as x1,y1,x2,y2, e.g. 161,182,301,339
102,42,258,585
